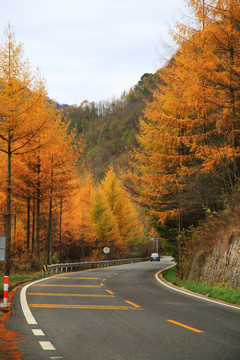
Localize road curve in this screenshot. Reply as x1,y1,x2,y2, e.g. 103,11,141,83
6,257,240,360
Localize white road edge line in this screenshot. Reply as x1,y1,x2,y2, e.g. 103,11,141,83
20,282,38,325
20,273,70,325
155,265,240,311
21,276,56,324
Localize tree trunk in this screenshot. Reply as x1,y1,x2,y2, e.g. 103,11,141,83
47,194,53,264
36,156,41,258
5,134,12,275
59,196,62,262
31,199,35,255
27,197,31,253
47,159,53,264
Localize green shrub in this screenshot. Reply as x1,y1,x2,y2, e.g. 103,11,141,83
163,266,240,305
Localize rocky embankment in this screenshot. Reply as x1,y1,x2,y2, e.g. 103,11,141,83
188,234,240,289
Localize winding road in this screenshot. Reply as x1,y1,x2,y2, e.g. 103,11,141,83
7,257,240,359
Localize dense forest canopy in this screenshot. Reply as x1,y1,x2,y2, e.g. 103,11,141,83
65,72,159,180
1,0,240,276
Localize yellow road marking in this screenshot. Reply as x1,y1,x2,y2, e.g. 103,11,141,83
106,290,115,295
107,275,111,278
102,279,106,281
54,277,100,280
167,320,204,333
29,304,142,310
27,293,114,297
32,284,101,288
125,300,141,308
100,283,104,286
114,273,118,275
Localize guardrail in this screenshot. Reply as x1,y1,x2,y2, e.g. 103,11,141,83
45,257,148,276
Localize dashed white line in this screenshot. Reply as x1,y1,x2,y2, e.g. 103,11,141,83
39,341,56,350
32,329,45,336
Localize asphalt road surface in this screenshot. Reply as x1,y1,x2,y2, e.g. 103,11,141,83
7,256,240,360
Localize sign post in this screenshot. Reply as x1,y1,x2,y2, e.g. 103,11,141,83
103,247,110,261
150,237,159,253
0,237,9,307
42,265,49,278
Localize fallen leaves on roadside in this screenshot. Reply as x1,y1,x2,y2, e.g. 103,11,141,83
0,289,23,360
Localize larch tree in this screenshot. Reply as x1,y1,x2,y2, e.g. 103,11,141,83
75,172,95,260
128,0,240,233
0,25,47,274
174,0,240,186
101,166,144,254
127,62,193,225
61,172,95,261
90,186,120,259
10,99,62,257
43,122,82,264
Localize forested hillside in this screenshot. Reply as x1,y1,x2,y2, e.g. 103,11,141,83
65,72,158,180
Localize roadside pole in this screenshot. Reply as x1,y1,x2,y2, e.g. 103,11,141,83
3,276,9,306
0,236,9,307
150,237,159,253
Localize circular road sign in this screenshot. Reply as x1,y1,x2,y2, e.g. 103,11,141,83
103,247,110,254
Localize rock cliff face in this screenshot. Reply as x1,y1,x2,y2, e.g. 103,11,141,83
188,233,240,289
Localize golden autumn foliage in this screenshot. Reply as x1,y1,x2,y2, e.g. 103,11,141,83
61,173,95,260
91,186,121,257
0,25,147,271
0,25,50,273
128,0,240,227
101,166,144,255
0,26,86,270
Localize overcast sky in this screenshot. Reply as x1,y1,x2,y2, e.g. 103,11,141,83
0,0,189,105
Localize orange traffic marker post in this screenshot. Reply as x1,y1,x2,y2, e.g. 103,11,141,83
3,276,9,306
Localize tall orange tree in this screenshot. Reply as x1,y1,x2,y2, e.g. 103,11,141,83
90,186,120,259
128,0,240,231
61,172,95,261
10,100,63,257
101,166,144,255
44,124,82,264
174,0,240,185
128,62,193,225
0,25,48,274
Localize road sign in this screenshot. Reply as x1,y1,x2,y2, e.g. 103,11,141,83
103,247,110,254
0,236,6,261
42,265,48,272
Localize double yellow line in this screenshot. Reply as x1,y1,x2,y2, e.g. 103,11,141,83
29,304,141,310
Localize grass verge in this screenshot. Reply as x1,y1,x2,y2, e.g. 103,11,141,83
162,265,240,305
0,273,42,300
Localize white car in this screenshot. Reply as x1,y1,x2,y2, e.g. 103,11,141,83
150,253,160,261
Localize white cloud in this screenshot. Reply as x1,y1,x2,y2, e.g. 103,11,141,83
0,0,188,104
